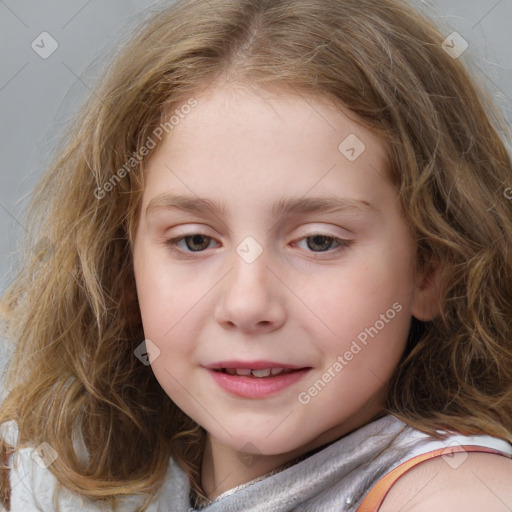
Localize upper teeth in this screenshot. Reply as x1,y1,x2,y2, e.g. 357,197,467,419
224,368,288,377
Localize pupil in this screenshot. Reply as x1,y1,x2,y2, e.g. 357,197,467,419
308,235,331,252
187,235,209,251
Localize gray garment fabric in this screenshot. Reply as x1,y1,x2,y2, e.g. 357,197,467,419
156,413,410,512
2,414,512,511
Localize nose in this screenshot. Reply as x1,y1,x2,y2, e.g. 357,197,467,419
214,247,287,334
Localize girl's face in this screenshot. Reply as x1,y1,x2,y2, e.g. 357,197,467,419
133,84,437,457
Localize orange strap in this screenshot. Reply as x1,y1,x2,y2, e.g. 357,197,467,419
356,445,511,512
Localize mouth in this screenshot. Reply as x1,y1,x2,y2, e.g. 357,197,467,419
204,360,311,398
205,360,308,377
214,367,298,378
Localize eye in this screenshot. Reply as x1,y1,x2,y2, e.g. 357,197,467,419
164,232,353,257
165,234,217,254
295,234,353,253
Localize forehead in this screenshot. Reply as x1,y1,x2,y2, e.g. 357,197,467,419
141,84,392,216
157,82,388,159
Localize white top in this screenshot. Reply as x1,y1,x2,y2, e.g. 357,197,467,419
1,416,511,511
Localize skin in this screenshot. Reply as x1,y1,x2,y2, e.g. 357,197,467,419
132,81,442,501
379,452,512,511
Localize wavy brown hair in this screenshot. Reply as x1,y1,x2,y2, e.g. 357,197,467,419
1,0,512,509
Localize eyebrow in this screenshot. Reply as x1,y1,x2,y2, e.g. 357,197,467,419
145,193,377,218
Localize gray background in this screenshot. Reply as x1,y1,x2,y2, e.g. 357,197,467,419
1,0,512,388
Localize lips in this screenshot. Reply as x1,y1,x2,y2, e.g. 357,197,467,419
204,360,311,397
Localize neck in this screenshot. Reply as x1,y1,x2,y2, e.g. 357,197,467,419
199,437,300,500
199,408,387,500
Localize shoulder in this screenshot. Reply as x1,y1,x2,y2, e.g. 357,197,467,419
378,451,512,512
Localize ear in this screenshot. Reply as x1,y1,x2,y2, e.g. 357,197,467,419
410,263,443,322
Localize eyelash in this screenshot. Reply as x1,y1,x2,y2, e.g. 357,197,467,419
164,233,353,258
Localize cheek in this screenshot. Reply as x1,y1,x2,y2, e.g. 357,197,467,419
133,247,208,366
134,246,198,336
297,237,414,363
135,265,202,407
299,257,412,337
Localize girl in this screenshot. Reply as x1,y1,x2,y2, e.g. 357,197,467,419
1,0,512,510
